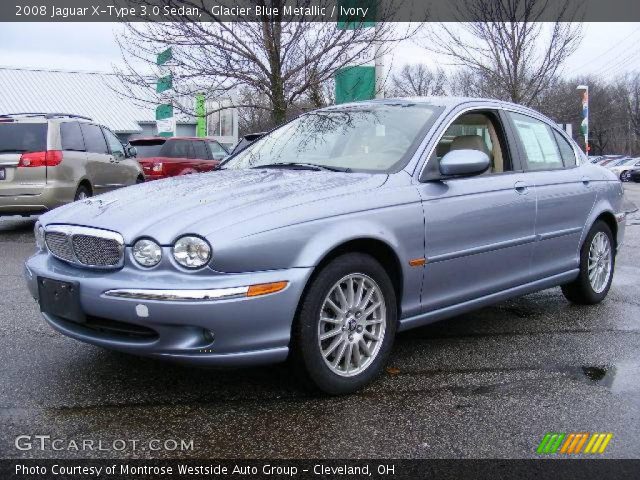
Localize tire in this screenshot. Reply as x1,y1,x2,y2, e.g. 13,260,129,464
561,220,615,305
136,175,145,184
620,170,630,182
74,184,91,201
291,253,397,395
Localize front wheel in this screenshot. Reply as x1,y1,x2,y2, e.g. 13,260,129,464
292,253,397,395
561,221,614,304
620,170,631,182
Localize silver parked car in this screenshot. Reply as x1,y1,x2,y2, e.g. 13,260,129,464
24,98,627,394
0,113,143,216
607,157,640,182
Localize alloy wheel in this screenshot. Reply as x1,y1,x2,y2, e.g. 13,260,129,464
588,232,612,294
317,273,387,377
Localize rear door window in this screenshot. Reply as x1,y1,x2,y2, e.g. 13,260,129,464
162,140,193,158
130,140,165,158
60,122,85,151
80,124,109,154
192,141,210,159
508,112,564,170
553,130,577,167
0,123,47,153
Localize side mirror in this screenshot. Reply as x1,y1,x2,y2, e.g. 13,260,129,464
439,149,490,177
126,145,137,158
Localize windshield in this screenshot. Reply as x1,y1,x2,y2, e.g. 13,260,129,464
223,103,440,173
0,123,47,153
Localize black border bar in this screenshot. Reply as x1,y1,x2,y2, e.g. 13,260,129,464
2,459,640,480
2,0,640,23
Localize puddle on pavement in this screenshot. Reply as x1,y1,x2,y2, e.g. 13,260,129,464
566,363,640,393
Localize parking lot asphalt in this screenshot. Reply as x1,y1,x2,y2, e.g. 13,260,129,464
0,184,639,460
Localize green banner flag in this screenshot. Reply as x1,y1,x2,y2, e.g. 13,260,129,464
335,66,375,104
195,94,206,138
156,47,173,66
156,104,174,138
155,104,173,120
156,75,173,93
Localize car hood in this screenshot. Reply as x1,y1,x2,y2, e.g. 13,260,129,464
41,169,387,244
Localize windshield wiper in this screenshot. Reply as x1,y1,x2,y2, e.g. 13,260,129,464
251,162,352,172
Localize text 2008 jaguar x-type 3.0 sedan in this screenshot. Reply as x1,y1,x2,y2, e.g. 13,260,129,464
25,98,626,394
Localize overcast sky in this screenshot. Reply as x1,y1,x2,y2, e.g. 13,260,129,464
1,22,639,79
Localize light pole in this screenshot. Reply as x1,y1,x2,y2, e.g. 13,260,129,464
577,85,589,155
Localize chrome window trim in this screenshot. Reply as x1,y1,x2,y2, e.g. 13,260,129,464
103,286,249,301
416,103,582,181
44,224,124,269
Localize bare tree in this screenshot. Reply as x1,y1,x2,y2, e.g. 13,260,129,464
426,0,582,106
114,0,421,127
389,64,447,97
624,73,640,152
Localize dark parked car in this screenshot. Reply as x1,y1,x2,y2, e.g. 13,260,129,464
630,169,640,182
229,132,266,156
129,136,228,180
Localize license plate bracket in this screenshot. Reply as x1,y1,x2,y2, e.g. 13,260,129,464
37,277,85,324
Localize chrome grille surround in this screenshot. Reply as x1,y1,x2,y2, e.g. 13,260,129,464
44,225,124,269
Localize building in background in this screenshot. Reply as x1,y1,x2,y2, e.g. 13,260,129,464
0,67,238,147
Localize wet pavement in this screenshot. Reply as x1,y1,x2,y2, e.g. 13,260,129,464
0,184,639,459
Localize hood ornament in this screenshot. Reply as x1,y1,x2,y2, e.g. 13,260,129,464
83,198,118,209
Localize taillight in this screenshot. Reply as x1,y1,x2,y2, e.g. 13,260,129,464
152,162,164,173
18,150,63,168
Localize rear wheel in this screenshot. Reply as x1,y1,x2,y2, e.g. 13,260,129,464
620,170,631,182
292,253,397,395
136,175,145,184
561,221,614,305
74,184,91,201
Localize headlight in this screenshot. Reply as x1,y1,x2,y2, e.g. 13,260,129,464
34,223,46,251
173,236,211,269
132,239,162,267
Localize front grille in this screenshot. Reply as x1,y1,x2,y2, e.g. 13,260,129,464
71,234,122,266
44,231,75,262
44,225,124,269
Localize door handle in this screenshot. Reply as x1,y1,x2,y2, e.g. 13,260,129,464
514,181,529,194
582,176,591,186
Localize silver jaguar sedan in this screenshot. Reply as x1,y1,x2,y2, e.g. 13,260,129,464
24,98,627,394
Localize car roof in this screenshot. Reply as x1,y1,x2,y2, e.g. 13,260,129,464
317,96,549,119
0,113,93,123
131,136,210,142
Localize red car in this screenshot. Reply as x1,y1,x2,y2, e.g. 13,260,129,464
129,137,229,180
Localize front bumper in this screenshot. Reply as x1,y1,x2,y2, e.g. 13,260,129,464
24,252,312,366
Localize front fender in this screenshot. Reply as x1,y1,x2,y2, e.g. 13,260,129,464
208,199,425,320
210,202,424,273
